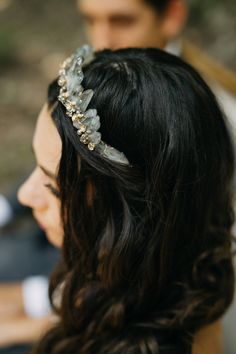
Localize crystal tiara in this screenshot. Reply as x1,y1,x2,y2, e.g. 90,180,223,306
57,45,129,165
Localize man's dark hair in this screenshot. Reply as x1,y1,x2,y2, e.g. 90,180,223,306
145,0,171,13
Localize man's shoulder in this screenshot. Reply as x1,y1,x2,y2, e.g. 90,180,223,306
181,39,236,131
211,82,236,122
182,39,236,97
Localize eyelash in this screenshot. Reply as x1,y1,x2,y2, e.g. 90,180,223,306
44,183,60,198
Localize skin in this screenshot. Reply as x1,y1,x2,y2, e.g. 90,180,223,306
0,105,94,349
18,105,63,248
0,98,224,352
0,278,54,348
0,314,53,347
78,0,187,50
192,321,223,354
0,283,223,351
0,106,61,348
0,1,225,350
15,105,224,354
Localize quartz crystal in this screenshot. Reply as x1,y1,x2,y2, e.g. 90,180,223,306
57,44,129,165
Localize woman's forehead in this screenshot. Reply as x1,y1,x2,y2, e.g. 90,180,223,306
33,104,62,173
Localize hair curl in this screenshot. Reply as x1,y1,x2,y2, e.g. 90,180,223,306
33,48,235,354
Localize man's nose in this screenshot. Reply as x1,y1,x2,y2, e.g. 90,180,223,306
17,170,47,210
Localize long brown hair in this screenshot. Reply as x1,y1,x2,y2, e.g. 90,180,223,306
33,48,235,354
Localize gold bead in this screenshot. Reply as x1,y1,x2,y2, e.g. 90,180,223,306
88,142,95,151
62,92,69,98
58,78,66,86
80,134,89,144
59,69,65,76
78,125,87,135
72,113,84,122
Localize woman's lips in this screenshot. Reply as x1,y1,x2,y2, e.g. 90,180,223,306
34,214,47,231
38,222,46,231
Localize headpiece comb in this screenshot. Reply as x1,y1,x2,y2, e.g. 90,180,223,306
58,45,129,165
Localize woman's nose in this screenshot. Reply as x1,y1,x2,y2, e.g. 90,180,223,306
17,170,47,210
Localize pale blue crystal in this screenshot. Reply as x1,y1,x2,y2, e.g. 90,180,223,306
97,143,129,165
79,89,94,112
83,115,100,132
67,72,84,93
84,109,97,119
75,45,93,63
88,131,101,145
73,121,81,129
58,45,129,165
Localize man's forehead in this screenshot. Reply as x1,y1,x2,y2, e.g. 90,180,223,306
79,0,145,15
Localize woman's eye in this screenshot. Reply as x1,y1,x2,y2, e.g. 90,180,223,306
44,183,60,198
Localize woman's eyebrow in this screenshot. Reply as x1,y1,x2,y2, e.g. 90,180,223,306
39,165,57,180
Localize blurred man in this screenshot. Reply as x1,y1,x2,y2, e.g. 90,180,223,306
78,0,236,133
78,0,187,50
77,0,236,352
0,0,235,351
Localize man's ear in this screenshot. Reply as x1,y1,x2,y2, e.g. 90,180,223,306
161,0,188,40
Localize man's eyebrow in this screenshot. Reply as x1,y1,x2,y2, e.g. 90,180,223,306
39,165,57,180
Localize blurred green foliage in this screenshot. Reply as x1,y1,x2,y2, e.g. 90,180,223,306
189,0,236,24
0,28,15,67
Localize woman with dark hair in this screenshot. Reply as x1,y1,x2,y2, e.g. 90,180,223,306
18,46,235,354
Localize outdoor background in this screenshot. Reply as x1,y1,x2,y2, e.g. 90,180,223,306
0,0,236,192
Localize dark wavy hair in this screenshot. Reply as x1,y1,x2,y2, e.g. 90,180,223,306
33,48,235,354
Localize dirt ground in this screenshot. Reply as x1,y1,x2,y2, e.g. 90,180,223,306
0,0,235,192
